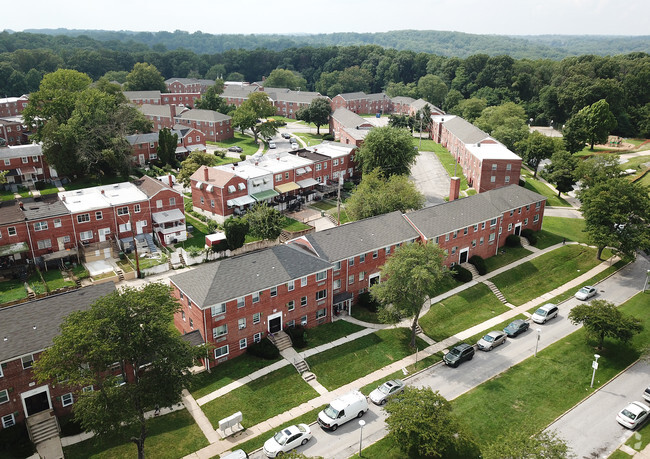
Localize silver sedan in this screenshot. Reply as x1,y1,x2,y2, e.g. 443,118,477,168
477,330,507,351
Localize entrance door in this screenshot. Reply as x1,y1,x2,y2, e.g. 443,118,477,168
514,223,522,236
268,312,282,333
57,236,66,251
98,228,111,242
369,273,380,287
136,221,147,235
22,387,52,417
139,154,145,165
459,248,469,264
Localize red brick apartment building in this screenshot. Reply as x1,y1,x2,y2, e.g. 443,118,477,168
331,92,392,114
126,126,206,165
0,96,29,118
329,108,374,147
430,115,522,193
165,78,215,94
0,118,28,146
0,144,51,186
0,284,115,430
173,109,233,142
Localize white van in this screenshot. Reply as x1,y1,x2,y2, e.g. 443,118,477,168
317,390,368,431
221,449,248,459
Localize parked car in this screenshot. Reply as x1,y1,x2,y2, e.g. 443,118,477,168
575,285,597,301
531,303,559,324
281,133,291,139
269,142,277,149
616,401,650,429
318,390,368,431
222,450,249,459
291,141,299,148
369,379,405,405
477,330,507,351
503,319,530,337
227,146,243,152
263,424,312,457
443,343,475,368
644,385,650,404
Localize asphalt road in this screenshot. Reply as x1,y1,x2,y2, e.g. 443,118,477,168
547,360,650,458
250,254,649,459
409,149,450,206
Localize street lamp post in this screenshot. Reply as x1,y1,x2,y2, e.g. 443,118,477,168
418,112,424,149
535,328,541,357
590,354,601,388
358,419,366,457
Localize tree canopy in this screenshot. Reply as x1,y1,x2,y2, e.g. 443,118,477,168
34,283,198,459
568,299,643,350
177,152,220,186
356,126,418,177
345,169,424,221
245,202,283,240
565,99,618,151
298,97,332,135
224,216,249,250
123,62,166,92
482,431,574,459
157,128,179,167
195,80,235,114
545,149,579,197
516,131,563,177
371,242,449,347
231,92,277,143
263,68,307,90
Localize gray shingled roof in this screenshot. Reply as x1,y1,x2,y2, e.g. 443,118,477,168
126,132,159,145
180,330,205,346
337,92,367,101
137,104,173,118
123,90,161,100
405,185,545,239
175,109,231,122
222,86,257,98
0,283,115,363
0,200,23,225
332,108,373,129
170,244,332,308
165,78,215,86
366,93,389,101
299,211,420,262
443,117,489,144
392,96,416,104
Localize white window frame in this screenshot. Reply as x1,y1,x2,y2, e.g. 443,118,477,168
134,204,141,213
270,286,277,297
253,332,262,343
22,354,34,369
33,221,48,231
237,297,245,308
211,303,226,316
316,308,326,319
214,345,229,358
0,389,8,404
54,219,62,228
287,280,295,291
253,312,261,324
301,296,307,307
8,226,16,236
37,239,52,250
213,324,228,338
252,291,260,303
61,393,74,407
316,289,327,301
316,271,327,282
239,338,247,350
80,230,93,241
333,279,341,290
2,413,15,428
238,318,246,330
77,213,90,223
287,300,295,311
301,276,307,287
117,206,129,216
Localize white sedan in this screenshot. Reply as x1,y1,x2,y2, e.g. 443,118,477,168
575,285,597,301
616,401,650,429
369,379,405,405
263,424,312,457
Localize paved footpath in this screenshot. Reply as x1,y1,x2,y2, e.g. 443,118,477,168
180,243,625,459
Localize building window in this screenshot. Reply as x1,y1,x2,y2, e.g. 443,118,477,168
534,214,540,223
80,230,93,240
237,297,245,308
21,157,28,164
189,318,194,329
94,211,103,220
473,224,478,232
170,197,176,206
333,279,341,290
134,204,141,213
200,197,204,204
480,237,484,245
214,345,229,358
490,218,497,227
316,308,326,319
22,354,34,369
62,393,74,407
445,233,450,242
491,176,496,183
524,218,528,225
54,219,62,228
536,201,542,209
453,231,458,239
316,271,327,281
239,338,247,350
238,318,246,330
33,221,48,231
301,315,307,325
506,163,512,171
489,233,496,242
270,286,277,297
510,210,514,217
348,257,354,266
253,312,261,324
181,311,185,321
435,236,439,244
451,246,457,255
213,324,228,338
286,319,295,328
491,163,497,170
385,246,391,255
77,214,90,223
472,239,476,247
349,275,354,285
316,289,327,301
287,300,295,311
275,174,282,182
2,414,15,428
210,200,215,208
481,222,486,230
117,207,129,216
287,280,295,291
0,389,8,404
505,176,510,183
508,223,513,231
156,200,163,208
285,172,289,179
373,250,378,259
37,239,52,250
464,227,468,235
252,291,260,303
359,271,365,281
253,333,262,343
211,303,226,316
301,276,307,287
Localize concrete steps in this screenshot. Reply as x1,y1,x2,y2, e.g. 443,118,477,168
26,410,60,445
461,262,480,279
115,269,125,282
269,330,293,351
302,371,316,382
483,280,508,304
294,359,310,374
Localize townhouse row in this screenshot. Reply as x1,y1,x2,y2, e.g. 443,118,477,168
0,175,186,268
190,142,357,223
136,104,233,143
331,92,443,117
172,184,546,368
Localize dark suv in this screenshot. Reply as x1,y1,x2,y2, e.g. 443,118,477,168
443,343,475,368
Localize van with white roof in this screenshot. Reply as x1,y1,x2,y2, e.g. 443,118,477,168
317,390,368,431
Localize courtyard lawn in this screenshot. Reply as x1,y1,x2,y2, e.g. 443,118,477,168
538,216,588,248
294,132,326,145
419,283,510,342
41,269,74,291
306,328,427,391
301,320,365,350
179,213,209,252
350,304,383,324
0,279,28,304
201,366,318,429
37,184,60,196
281,216,311,232
0,188,16,201
309,200,336,211
27,271,47,295
483,245,532,273
210,132,260,156
490,244,603,306
71,264,90,280
520,168,570,207
62,409,208,459
189,353,282,399
127,252,167,270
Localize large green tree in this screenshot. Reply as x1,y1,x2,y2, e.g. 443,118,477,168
515,131,562,177
34,283,198,459
263,69,307,90
565,99,618,151
579,178,650,259
568,299,643,350
231,92,277,143
384,387,480,458
475,102,529,151
371,242,449,347
356,126,418,177
306,97,332,135
346,169,424,221
245,202,283,240
575,154,622,189
157,128,179,167
177,152,220,187
546,149,579,197
123,62,166,92
224,216,249,250
195,80,235,114
417,74,448,106
482,431,574,459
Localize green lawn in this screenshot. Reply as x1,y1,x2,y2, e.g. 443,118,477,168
490,244,603,306
63,175,131,191
38,185,60,195
625,405,650,453
72,264,90,280
419,283,510,341
179,214,210,252
294,132,326,145
210,132,260,156
0,188,16,201
452,291,650,448
309,200,336,211
350,304,383,324
520,168,571,207
301,320,365,350
359,353,442,396
281,216,311,232
62,410,208,459
41,269,74,290
27,271,46,295
189,353,281,399
483,245,532,273
423,141,469,191
127,252,167,270
306,328,427,391
538,216,587,248
0,279,28,304
201,365,318,429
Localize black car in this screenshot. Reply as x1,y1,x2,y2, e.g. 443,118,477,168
503,319,530,337
443,343,475,368
228,146,243,152
281,133,291,139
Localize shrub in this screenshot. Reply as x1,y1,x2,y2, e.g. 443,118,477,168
452,265,473,282
521,228,538,246
0,423,35,458
59,414,84,437
286,325,307,349
357,291,380,312
469,255,487,275
322,133,334,141
207,220,218,233
34,181,48,190
505,234,522,247
184,200,193,213
239,153,246,161
246,338,280,360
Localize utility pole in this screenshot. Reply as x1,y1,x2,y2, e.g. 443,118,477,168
129,212,141,278
336,175,343,226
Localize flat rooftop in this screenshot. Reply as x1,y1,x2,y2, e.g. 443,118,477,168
59,182,148,213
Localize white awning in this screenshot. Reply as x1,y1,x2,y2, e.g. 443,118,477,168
206,184,214,192
238,182,246,190
296,168,306,175
297,178,319,188
195,182,204,190
305,166,312,172
252,179,263,186
227,195,256,207
152,208,185,224
228,185,236,193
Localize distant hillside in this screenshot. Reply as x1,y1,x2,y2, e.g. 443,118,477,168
22,28,650,59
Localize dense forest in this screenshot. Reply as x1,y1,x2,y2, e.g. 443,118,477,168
17,29,650,59
1,30,649,137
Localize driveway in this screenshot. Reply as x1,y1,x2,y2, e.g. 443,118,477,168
410,149,450,206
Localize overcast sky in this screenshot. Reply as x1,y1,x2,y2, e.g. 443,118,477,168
3,0,649,36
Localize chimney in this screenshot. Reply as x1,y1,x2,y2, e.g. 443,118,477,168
101,189,105,195
18,201,24,210
168,173,173,187
277,157,280,161
203,166,209,181
61,196,66,202
477,141,481,147
449,177,461,202
170,104,176,120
